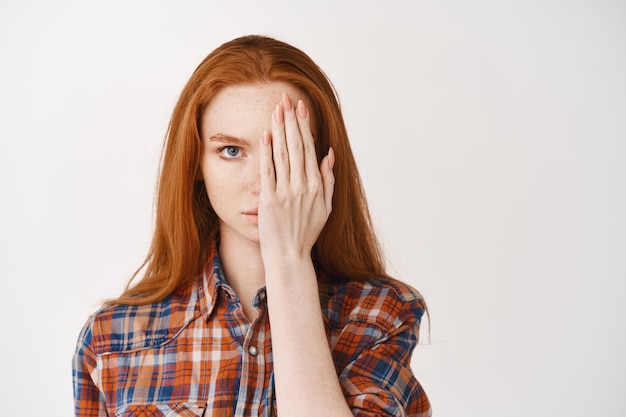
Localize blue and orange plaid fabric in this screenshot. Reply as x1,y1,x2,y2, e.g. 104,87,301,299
73,247,431,416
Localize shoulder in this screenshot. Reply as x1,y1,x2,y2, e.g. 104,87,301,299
319,277,426,332
81,281,201,355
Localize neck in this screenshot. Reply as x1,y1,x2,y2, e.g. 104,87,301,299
218,232,266,318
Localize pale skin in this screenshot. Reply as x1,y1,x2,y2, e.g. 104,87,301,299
200,82,353,416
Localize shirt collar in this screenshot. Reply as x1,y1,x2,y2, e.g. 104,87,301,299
198,243,231,322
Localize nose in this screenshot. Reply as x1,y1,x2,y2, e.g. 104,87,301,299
249,156,261,195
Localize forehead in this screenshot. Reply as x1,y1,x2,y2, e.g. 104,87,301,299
201,81,313,139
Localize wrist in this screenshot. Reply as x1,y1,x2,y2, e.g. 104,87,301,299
262,254,318,293
261,247,313,274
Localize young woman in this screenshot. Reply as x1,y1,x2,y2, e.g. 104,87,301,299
73,35,431,417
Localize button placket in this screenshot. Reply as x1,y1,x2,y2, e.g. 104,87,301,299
235,309,267,416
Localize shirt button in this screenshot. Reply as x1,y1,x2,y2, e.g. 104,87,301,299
259,291,266,301
248,346,258,356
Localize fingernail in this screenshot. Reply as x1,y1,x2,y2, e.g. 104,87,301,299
274,104,283,123
296,100,307,118
261,130,270,145
282,92,292,111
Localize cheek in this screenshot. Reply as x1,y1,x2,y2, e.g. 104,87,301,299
203,173,233,208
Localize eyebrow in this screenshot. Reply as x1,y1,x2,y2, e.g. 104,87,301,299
207,134,250,146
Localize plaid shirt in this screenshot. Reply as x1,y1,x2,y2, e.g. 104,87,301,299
73,247,431,416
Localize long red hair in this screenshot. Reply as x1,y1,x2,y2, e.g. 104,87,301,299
114,35,391,305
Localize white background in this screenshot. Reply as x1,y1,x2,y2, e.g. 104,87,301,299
1,1,624,416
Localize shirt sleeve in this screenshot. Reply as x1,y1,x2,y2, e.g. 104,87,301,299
333,285,432,417
72,317,109,416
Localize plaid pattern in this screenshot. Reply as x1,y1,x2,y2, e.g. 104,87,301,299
73,247,431,416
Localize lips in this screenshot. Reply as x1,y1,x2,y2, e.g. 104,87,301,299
243,209,259,224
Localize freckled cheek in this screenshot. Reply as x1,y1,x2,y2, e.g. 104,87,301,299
204,178,226,197
204,175,239,206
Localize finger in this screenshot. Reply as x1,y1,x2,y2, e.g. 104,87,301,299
282,93,305,185
271,102,289,186
296,99,320,182
259,130,276,194
320,147,335,214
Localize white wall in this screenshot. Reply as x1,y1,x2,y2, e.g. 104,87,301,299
1,1,624,415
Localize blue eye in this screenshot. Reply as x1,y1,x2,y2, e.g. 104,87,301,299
220,146,241,158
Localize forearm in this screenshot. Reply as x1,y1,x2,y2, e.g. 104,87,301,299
265,256,353,417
